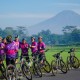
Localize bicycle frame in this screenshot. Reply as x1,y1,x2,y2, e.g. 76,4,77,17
53,50,64,68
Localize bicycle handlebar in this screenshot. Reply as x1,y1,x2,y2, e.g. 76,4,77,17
53,50,65,58
68,48,75,53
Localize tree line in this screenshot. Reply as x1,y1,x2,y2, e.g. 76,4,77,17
0,26,80,46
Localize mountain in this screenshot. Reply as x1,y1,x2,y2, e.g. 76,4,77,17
27,10,80,35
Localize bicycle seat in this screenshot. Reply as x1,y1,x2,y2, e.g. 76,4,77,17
53,53,60,58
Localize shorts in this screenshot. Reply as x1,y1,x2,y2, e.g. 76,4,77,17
6,58,15,66
20,53,30,62
38,53,45,62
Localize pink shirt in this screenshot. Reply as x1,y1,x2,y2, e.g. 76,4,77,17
0,43,5,55
14,40,19,50
20,43,29,54
37,42,46,53
31,42,37,53
6,41,18,59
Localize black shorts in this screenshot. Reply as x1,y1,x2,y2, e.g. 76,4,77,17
6,58,15,66
32,52,38,61
20,53,29,62
38,53,44,62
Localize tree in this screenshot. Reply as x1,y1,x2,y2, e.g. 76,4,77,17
16,26,28,40
62,26,77,33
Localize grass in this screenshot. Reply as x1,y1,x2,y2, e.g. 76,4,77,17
45,46,80,63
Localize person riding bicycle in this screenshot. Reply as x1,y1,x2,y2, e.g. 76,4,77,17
5,35,18,66
30,37,37,60
37,36,46,63
20,38,30,62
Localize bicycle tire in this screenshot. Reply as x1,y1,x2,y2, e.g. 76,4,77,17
60,60,67,73
42,60,51,73
33,62,42,77
22,64,32,80
51,60,57,76
72,56,79,69
6,64,17,80
66,56,71,70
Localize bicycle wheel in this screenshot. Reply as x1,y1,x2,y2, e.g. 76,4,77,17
6,64,17,80
66,56,73,70
51,60,57,76
22,64,32,80
60,60,67,73
72,56,79,69
33,62,42,77
42,60,51,73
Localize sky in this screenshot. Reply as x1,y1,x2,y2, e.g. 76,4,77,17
0,0,80,28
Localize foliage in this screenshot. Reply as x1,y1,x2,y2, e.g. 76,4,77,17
0,26,80,45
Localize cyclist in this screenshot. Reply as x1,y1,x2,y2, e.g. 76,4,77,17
20,38,30,62
0,37,6,65
30,37,37,59
37,36,46,63
14,35,20,62
5,35,18,66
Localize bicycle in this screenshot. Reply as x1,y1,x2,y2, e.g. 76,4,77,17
6,58,17,80
51,50,67,76
67,48,79,70
37,49,51,73
16,56,32,80
30,54,42,77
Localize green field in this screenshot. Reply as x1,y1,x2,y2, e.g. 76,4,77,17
18,46,80,63
45,46,80,63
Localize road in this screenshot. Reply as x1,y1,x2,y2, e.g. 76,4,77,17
0,69,80,80
24,69,80,80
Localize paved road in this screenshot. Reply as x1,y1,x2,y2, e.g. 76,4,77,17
24,69,80,80
1,69,80,80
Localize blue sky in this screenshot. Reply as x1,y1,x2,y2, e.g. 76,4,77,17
0,0,80,28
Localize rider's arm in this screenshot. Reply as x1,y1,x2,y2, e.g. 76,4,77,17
0,47,4,50
41,43,46,50
0,43,5,50
31,42,37,48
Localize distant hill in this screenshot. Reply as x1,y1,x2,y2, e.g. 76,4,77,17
27,10,80,35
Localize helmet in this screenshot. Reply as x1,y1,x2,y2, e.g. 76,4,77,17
31,37,35,40
38,36,42,39
22,38,26,41
6,35,12,42
15,35,19,38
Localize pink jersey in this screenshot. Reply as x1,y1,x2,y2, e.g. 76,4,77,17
31,42,37,53
0,43,5,55
14,40,19,50
37,42,46,53
6,41,18,59
20,43,29,54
